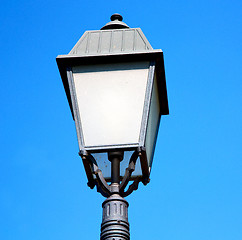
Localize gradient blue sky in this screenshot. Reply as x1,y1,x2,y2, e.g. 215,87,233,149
0,0,241,239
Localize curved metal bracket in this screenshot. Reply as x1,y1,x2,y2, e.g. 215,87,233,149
119,150,139,193
118,149,144,197
81,149,149,198
95,169,111,197
121,178,141,197
79,153,96,189
85,153,111,198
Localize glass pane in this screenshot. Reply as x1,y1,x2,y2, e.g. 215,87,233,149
92,151,142,180
72,62,149,148
145,73,161,169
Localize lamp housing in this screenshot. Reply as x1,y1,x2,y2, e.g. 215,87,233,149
56,17,169,185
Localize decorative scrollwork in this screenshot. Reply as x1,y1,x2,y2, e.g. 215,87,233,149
81,148,149,198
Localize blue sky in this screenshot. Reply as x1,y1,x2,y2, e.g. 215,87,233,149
0,0,241,239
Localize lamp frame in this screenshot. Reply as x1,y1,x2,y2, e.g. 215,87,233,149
57,50,168,189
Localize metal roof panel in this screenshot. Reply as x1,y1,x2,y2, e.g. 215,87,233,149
69,28,153,55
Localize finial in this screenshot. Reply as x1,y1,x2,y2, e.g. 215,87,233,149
110,14,123,22
101,14,129,30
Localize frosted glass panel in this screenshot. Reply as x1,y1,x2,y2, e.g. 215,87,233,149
145,74,161,168
72,62,149,148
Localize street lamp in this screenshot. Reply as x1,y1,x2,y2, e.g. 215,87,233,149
57,14,169,240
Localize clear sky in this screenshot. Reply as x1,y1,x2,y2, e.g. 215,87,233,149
0,0,241,240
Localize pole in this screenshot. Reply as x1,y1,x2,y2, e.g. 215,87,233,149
100,151,130,240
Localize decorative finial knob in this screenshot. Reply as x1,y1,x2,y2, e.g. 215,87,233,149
101,14,129,30
110,14,123,22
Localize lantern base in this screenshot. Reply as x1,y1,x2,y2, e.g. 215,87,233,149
101,194,130,240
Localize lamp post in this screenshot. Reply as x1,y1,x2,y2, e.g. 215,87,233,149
56,14,169,240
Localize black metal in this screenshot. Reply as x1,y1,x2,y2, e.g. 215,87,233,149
78,151,96,189
119,150,139,193
81,156,96,189
121,178,141,197
111,158,120,184
108,151,124,184
95,169,112,198
101,194,130,240
111,13,123,21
